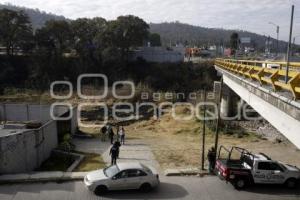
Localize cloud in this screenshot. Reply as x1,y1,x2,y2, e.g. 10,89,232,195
1,0,299,41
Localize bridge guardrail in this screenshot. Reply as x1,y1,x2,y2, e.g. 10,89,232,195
215,58,300,100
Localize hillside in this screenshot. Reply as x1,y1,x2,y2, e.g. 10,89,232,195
0,3,66,29
149,22,288,51
0,3,289,51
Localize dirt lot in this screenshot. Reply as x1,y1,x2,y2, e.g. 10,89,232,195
2,91,300,171
80,106,300,171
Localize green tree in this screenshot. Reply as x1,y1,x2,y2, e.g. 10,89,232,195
105,15,149,60
35,20,72,56
149,33,161,46
71,17,107,58
0,9,33,55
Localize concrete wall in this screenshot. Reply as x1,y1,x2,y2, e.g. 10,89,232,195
0,103,78,174
0,120,57,173
71,107,78,135
0,103,77,134
0,104,51,124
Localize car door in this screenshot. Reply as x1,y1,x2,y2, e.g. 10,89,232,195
126,169,149,189
269,162,285,184
109,170,129,190
253,161,272,183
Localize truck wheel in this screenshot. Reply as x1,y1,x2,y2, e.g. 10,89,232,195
234,178,246,190
285,178,297,189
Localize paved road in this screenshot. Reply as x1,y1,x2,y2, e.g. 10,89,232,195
1,176,300,200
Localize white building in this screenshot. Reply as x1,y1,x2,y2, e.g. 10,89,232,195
130,47,184,63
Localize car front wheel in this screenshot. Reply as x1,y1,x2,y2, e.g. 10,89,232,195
94,185,108,195
285,178,297,189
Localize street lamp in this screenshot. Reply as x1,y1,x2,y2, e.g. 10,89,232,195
269,22,280,56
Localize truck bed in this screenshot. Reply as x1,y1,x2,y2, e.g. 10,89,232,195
218,159,248,169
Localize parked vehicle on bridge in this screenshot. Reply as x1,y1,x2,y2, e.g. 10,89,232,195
84,162,159,194
262,61,280,69
215,146,300,190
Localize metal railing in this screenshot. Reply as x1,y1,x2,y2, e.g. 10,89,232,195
215,58,300,100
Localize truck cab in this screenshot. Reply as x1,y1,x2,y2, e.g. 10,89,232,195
215,146,300,189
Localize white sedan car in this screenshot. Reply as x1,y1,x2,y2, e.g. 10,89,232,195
84,162,160,194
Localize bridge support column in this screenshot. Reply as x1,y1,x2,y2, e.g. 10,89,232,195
220,85,237,118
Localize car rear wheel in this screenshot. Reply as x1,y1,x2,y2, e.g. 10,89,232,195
94,185,108,195
285,178,297,189
234,178,246,190
140,183,152,192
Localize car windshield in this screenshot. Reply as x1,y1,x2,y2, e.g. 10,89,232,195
104,165,120,177
141,164,152,174
279,163,287,171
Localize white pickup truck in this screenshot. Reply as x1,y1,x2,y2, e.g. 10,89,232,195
215,146,300,189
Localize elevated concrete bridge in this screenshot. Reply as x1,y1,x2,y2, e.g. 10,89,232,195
215,59,300,149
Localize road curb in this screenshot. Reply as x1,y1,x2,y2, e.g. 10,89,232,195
0,172,88,184
164,168,212,177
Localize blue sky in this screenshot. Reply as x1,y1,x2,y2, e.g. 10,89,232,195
1,0,300,42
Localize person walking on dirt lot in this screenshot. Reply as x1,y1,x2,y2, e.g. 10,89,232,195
109,143,118,165
119,126,125,145
207,147,216,173
100,126,107,141
108,125,115,144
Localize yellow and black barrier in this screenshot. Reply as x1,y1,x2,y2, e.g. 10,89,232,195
215,58,300,100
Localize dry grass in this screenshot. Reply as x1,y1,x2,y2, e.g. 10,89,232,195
5,89,299,170
124,106,300,170
74,152,106,172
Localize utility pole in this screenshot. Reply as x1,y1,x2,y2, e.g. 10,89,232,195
269,22,280,56
201,89,207,170
285,5,294,84
292,35,300,56
214,78,223,155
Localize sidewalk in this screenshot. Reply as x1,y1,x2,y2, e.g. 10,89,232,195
0,172,87,184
